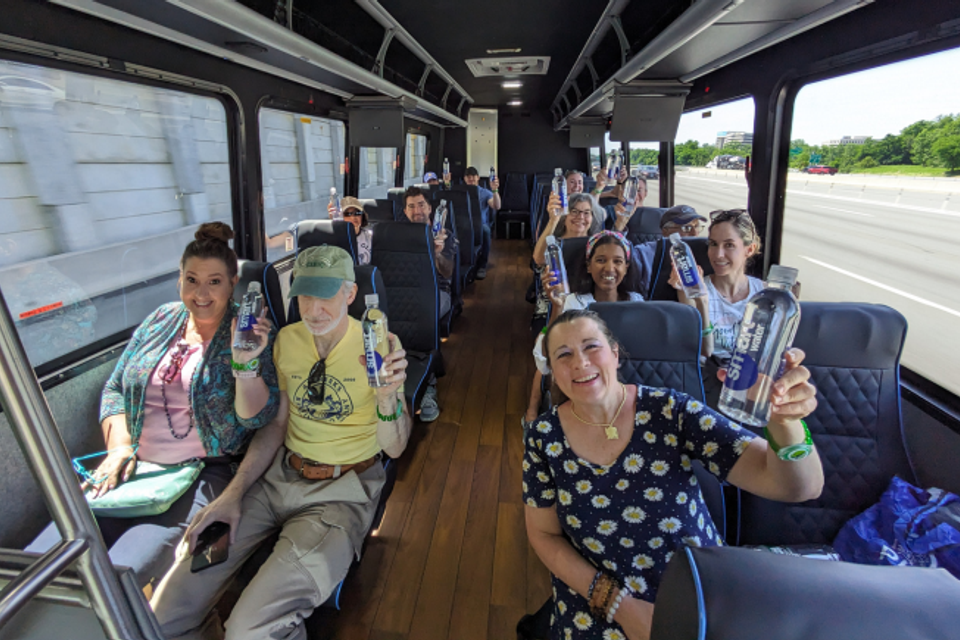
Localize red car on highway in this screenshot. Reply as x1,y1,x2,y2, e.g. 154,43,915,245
802,165,839,175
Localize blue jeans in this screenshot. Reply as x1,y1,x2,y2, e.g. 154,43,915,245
26,461,235,589
477,223,492,269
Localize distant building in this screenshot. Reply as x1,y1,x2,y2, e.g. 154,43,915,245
715,131,753,149
824,135,870,146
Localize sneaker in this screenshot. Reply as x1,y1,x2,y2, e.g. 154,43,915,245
419,384,440,422
476,268,487,280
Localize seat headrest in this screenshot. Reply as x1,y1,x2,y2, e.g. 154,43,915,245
236,259,285,327
347,265,388,321
592,301,701,364
795,302,906,369
296,220,358,264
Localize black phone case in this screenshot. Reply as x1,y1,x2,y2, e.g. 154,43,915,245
190,522,230,573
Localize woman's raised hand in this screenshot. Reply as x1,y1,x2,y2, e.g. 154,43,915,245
540,265,566,307
231,312,273,365
547,192,562,219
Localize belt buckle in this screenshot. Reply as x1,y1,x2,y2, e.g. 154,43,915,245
297,455,323,479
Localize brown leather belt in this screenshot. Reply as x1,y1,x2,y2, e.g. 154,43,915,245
288,452,378,480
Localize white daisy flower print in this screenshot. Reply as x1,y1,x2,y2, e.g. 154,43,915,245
698,513,706,530
687,400,704,413
664,433,678,447
665,551,675,564
700,414,717,431
522,481,529,494
575,479,592,494
622,506,646,523
659,517,682,533
650,460,669,476
625,575,648,595
592,465,609,476
559,489,572,506
566,515,582,529
650,390,665,398
529,451,542,463
648,536,664,549
525,498,537,507
615,478,630,491
689,474,699,486
573,611,593,631
564,627,572,640
643,431,656,444
546,442,563,457
734,436,752,455
537,471,550,483
522,459,531,472
591,495,611,508
661,402,673,421
583,538,605,554
676,492,688,505
623,454,644,473
541,489,556,501
644,487,664,501
702,442,719,458
685,440,695,451
528,437,536,447
557,600,567,615
563,460,579,474
708,461,721,476
682,535,702,547
603,629,626,640
620,537,635,548
536,421,552,433
636,411,651,425
597,520,618,536
680,454,692,471
632,554,655,570
602,561,618,574
706,525,715,539
689,501,698,516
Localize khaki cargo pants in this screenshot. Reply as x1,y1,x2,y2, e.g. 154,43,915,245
151,447,385,640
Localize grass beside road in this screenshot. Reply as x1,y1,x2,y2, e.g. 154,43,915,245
854,165,960,178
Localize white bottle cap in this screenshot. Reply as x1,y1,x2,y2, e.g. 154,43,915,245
330,187,337,195
546,235,559,247
554,167,563,176
767,265,799,287
247,281,262,293
365,294,379,306
669,233,681,243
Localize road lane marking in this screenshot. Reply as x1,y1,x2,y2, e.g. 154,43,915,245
798,255,960,319
816,205,874,217
676,174,960,218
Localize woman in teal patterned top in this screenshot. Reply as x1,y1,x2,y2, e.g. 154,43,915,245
28,222,280,589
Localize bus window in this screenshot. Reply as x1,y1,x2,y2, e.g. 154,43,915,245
403,132,428,187
588,146,602,177
662,97,755,220
0,59,232,369
628,141,659,199
358,147,397,199
260,108,346,262
782,47,960,397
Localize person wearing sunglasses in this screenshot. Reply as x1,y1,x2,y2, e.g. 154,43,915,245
328,195,373,265
152,245,411,640
26,222,280,589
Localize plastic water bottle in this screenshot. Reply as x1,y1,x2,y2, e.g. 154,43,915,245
606,150,619,180
432,199,449,237
719,266,801,426
328,187,342,221
669,233,707,298
443,157,451,186
232,282,263,351
544,235,569,299
489,166,496,189
551,167,568,216
362,294,392,387
621,170,640,208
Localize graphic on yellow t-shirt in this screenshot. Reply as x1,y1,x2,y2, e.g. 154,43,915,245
273,317,401,465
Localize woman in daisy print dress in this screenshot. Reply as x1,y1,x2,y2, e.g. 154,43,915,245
523,309,824,640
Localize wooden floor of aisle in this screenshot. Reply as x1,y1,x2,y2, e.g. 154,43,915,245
314,238,553,640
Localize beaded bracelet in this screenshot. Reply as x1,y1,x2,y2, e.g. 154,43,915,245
588,573,611,618
606,584,634,624
586,571,602,602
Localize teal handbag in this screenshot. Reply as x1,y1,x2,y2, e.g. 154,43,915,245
84,460,204,518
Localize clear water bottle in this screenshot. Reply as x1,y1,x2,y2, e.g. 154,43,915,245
551,167,568,216
621,170,640,208
328,187,342,221
432,199,449,237
489,166,496,189
669,233,707,299
362,294,392,387
233,282,264,351
606,149,619,180
544,235,570,299
443,157,451,186
719,266,801,427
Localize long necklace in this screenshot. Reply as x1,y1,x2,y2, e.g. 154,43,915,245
570,383,627,440
159,321,195,440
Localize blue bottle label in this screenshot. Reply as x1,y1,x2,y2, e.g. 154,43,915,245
677,256,698,288
725,352,759,391
237,304,257,331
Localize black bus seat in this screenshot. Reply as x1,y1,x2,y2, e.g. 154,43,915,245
734,302,916,547
387,187,407,220
296,219,359,264
235,260,286,328
439,189,476,287
651,546,960,640
453,183,484,255
497,172,531,240
559,236,588,295
623,206,667,245
369,221,443,411
591,301,727,540
648,237,713,302
360,198,396,223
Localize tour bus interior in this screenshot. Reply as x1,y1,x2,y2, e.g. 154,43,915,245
1,0,960,638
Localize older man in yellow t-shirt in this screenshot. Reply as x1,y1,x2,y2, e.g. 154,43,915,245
153,246,412,640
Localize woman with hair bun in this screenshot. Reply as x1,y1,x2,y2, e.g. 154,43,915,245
27,222,280,590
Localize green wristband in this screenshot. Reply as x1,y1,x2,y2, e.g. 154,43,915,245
231,357,260,372
764,420,814,461
377,401,403,422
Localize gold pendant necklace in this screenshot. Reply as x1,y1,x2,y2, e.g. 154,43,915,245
570,383,627,440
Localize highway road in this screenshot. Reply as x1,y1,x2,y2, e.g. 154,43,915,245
646,171,960,397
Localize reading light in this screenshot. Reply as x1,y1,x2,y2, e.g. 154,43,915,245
502,81,523,89
508,100,522,106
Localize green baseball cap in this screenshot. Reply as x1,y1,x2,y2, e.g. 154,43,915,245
288,245,355,299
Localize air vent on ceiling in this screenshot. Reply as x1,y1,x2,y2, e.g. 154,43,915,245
465,56,550,77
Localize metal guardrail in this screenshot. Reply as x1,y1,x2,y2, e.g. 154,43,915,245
0,287,144,638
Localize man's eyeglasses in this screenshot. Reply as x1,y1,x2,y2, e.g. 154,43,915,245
663,222,703,235
568,208,593,218
306,359,327,405
709,208,749,223
72,444,139,486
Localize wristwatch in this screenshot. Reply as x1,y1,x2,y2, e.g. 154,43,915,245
764,420,814,461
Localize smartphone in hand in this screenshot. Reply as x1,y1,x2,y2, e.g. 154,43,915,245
190,521,230,573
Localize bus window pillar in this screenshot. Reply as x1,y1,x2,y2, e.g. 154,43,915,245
659,141,675,207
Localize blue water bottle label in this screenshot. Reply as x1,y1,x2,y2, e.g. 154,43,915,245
237,303,257,331
725,352,759,391
363,327,380,378
678,259,698,288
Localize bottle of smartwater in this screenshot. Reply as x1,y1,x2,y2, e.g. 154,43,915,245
489,166,496,189
443,157,451,186
669,233,707,298
621,169,640,208
719,266,801,427
551,167,568,216
328,187,342,221
233,282,264,351
362,294,392,387
432,199,449,237
606,149,619,180
544,235,570,299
